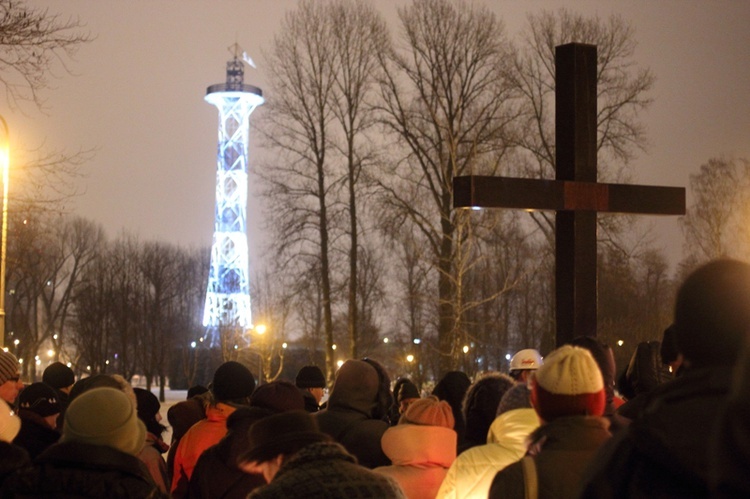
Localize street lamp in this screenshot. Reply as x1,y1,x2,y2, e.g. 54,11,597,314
0,115,9,348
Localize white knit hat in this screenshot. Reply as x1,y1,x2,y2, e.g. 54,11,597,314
532,345,605,420
0,398,21,442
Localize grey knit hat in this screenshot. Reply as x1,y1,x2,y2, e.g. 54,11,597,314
62,387,146,456
0,351,19,385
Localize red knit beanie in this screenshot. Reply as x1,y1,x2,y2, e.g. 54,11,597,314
531,345,606,421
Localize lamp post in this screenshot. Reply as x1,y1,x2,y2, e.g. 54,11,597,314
0,115,9,349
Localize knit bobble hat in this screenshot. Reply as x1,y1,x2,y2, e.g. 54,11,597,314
19,382,61,417
0,398,20,442
496,383,533,416
62,387,146,456
531,345,605,421
42,362,75,390
251,381,305,413
0,351,19,385
295,365,326,389
212,361,256,403
400,395,455,429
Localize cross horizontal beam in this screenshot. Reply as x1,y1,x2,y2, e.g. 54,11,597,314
453,175,686,215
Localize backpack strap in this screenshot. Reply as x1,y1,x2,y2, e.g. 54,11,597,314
521,456,538,499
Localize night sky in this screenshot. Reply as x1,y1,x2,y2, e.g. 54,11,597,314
13,0,750,271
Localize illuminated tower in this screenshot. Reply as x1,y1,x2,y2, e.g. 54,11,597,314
203,47,264,346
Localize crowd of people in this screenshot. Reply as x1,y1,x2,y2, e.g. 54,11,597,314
0,258,750,498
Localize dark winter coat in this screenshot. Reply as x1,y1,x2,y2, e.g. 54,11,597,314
315,360,391,469
580,366,733,498
13,409,60,459
0,442,31,491
186,407,269,499
432,371,471,451
2,440,167,498
489,416,611,499
711,346,750,497
248,441,405,499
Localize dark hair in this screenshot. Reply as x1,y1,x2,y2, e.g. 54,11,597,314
674,259,750,367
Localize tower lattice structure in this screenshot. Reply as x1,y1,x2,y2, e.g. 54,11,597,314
202,51,264,346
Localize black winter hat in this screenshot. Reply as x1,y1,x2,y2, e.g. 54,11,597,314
398,380,420,403
133,388,160,422
295,365,326,389
19,382,61,417
212,361,256,402
240,410,330,464
42,362,75,390
251,381,305,413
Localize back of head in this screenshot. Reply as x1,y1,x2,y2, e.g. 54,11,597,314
0,398,21,442
19,382,61,417
624,341,670,396
400,396,454,429
251,381,305,413
397,380,420,403
531,345,605,422
496,383,533,416
212,361,256,404
133,388,165,437
42,362,75,390
569,336,616,408
674,259,750,368
240,410,329,464
63,387,146,456
463,373,514,440
295,365,326,389
432,371,471,407
328,359,380,415
69,374,123,402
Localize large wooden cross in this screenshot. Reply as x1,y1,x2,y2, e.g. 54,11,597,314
453,43,685,347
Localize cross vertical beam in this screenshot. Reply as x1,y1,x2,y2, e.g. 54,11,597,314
555,43,598,346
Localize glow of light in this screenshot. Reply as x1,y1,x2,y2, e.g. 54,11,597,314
53,334,58,340
105,360,110,365
190,341,197,348
462,345,470,354
255,324,267,335
406,354,414,363
199,337,204,342
617,340,624,347
336,360,344,368
66,362,71,367
34,355,39,361
383,337,389,344
471,206,481,211
282,342,288,349
234,345,238,350
86,365,91,371
47,349,54,358
13,339,18,345
413,338,421,345
332,344,337,351
35,359,41,366
18,358,23,364
1,347,6,352
505,353,512,361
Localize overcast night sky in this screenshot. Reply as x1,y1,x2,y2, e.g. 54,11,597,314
11,0,750,271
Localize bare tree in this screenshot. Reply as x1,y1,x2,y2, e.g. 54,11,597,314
681,157,750,262
328,0,388,360
509,9,655,242
377,0,517,374
0,0,90,110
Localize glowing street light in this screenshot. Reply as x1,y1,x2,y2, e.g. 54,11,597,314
462,345,470,354
254,324,267,335
406,354,414,363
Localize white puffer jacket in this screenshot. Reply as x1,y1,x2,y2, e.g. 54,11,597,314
436,408,540,499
